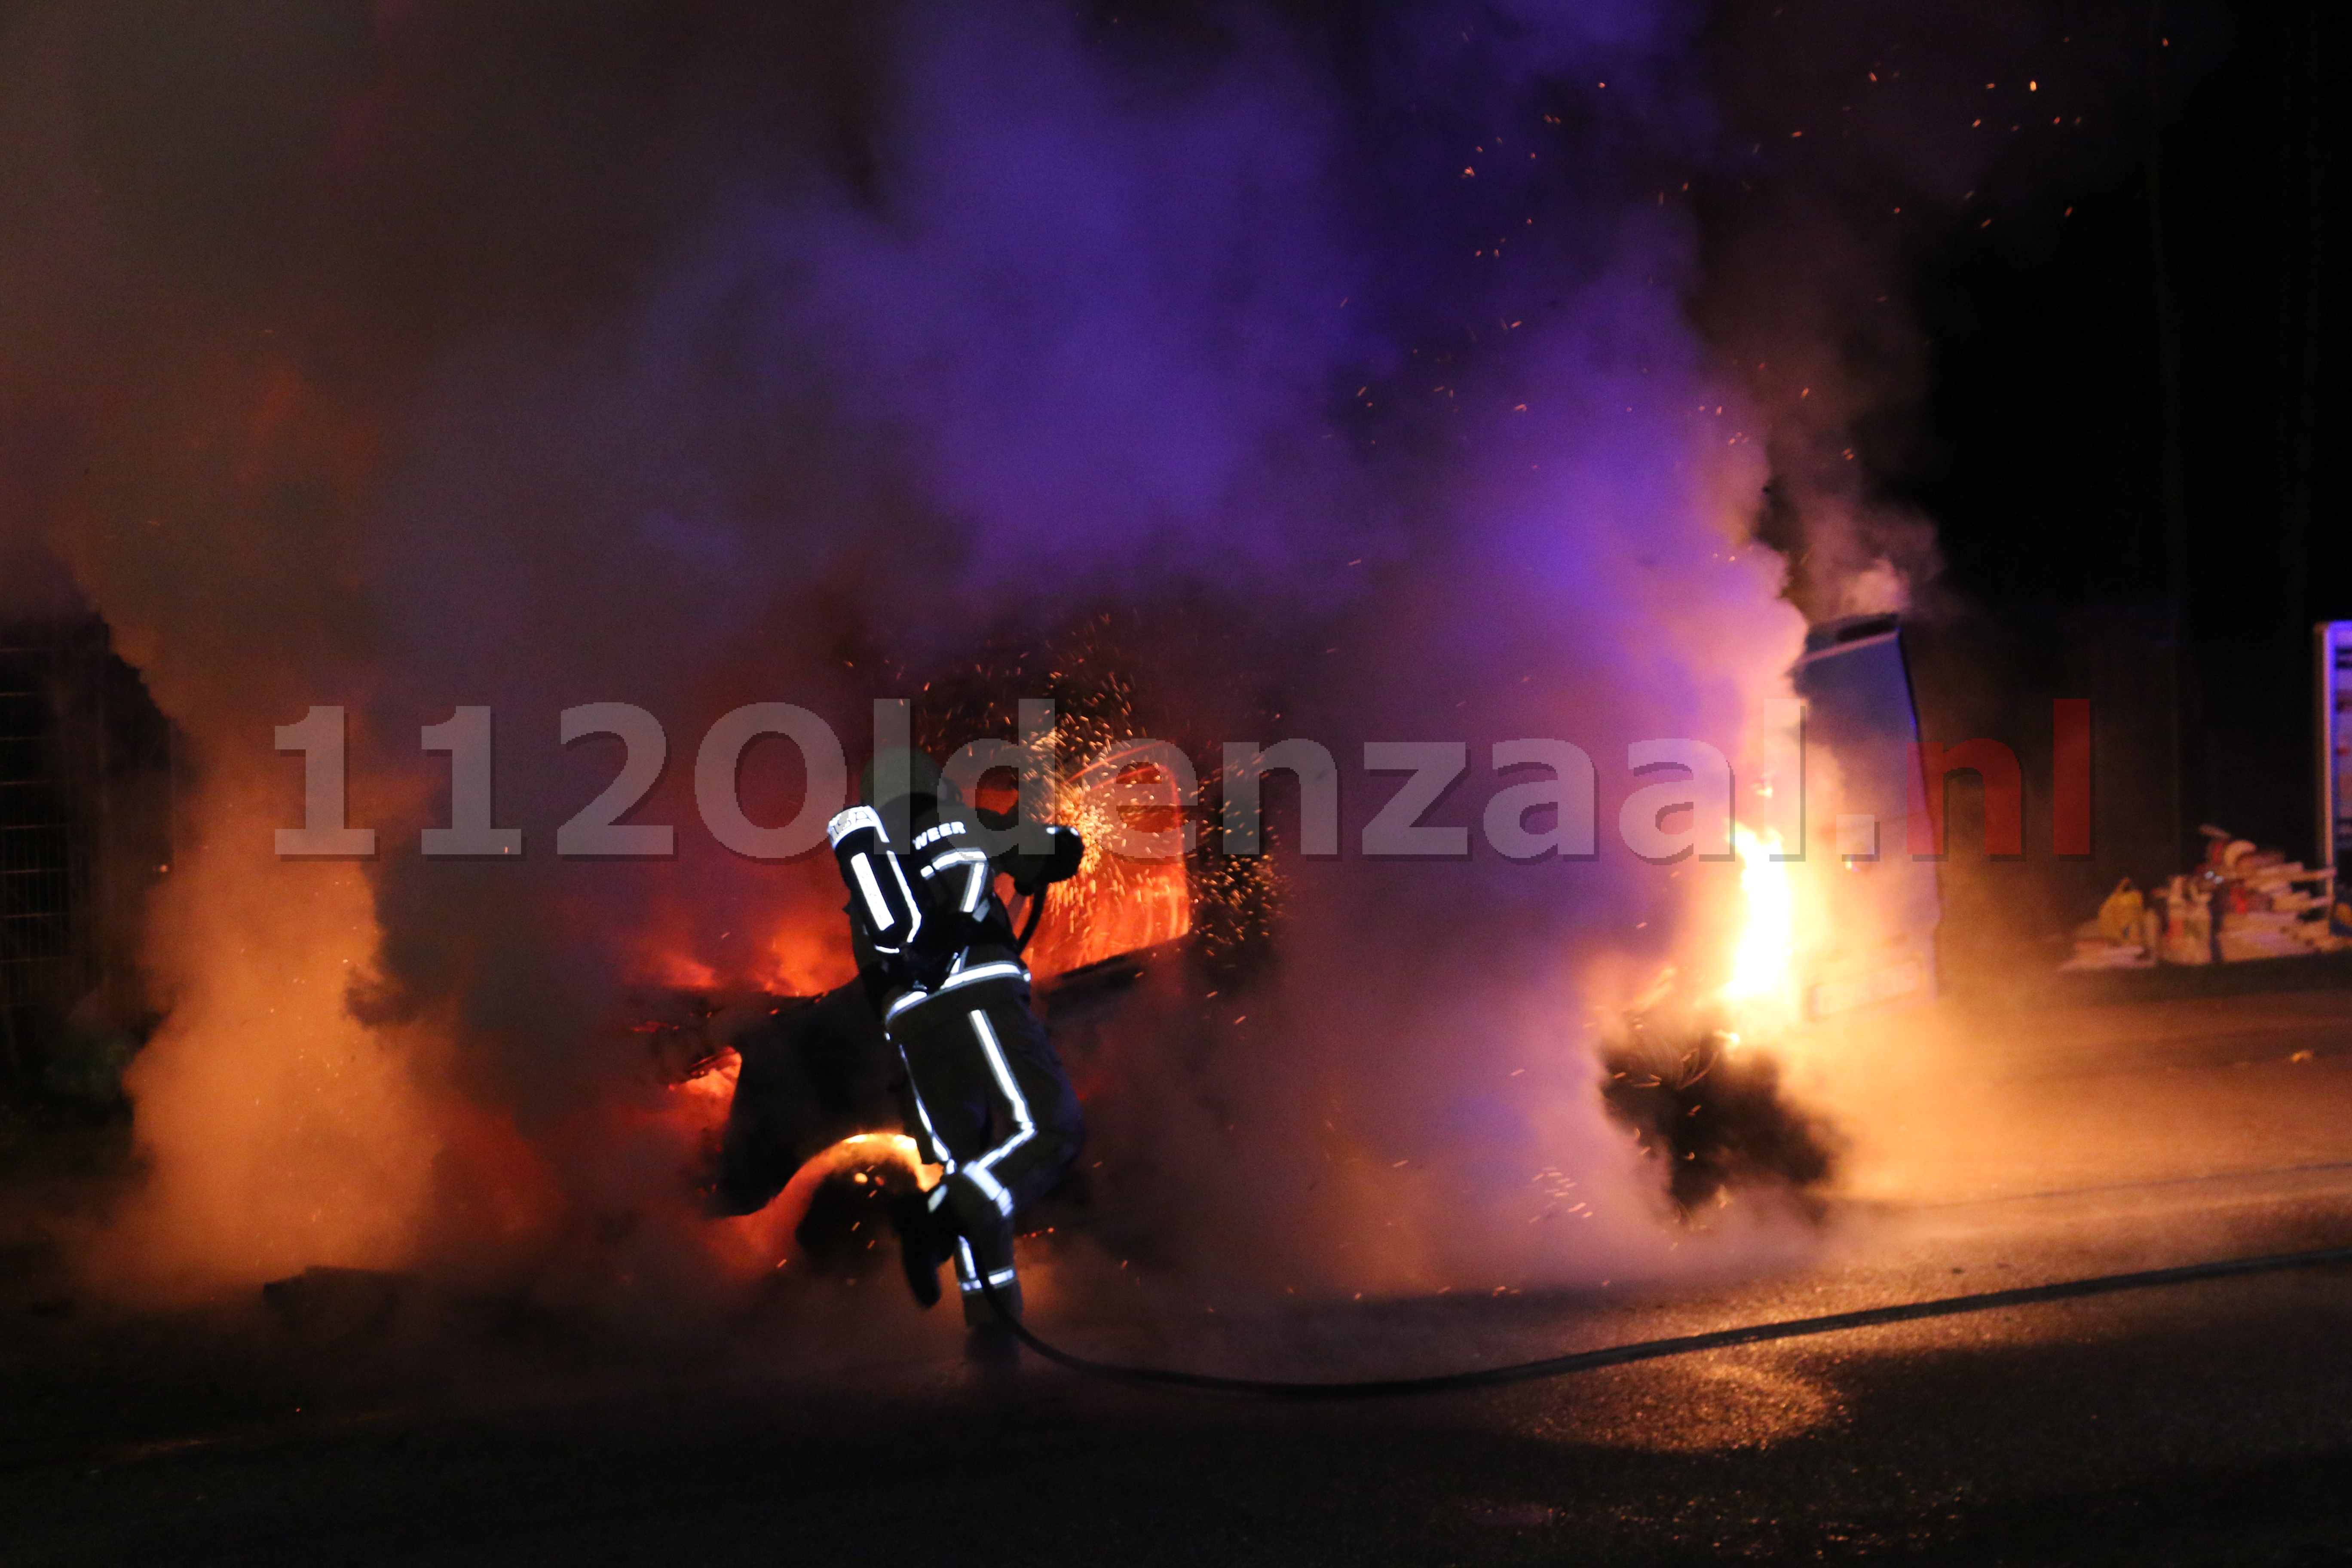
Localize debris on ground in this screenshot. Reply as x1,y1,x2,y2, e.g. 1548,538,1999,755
2061,827,2342,971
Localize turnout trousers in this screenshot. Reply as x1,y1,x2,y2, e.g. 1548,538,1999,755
888,982,1084,1322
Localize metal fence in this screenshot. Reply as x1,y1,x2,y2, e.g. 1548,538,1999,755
0,618,172,1094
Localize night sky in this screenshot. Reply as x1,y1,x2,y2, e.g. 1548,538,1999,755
1865,0,2345,871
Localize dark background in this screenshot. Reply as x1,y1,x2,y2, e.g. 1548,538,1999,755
1883,0,2347,898
3,0,2345,1081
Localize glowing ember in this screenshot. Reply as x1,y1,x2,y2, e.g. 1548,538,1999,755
672,1046,741,1102
1023,734,1197,978
822,1132,938,1189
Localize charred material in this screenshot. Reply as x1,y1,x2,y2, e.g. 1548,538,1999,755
694,982,903,1219
1601,1026,1839,1218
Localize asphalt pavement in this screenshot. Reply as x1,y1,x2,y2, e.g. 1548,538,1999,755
5,985,2351,1566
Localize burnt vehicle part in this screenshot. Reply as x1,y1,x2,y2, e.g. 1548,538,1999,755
702,980,903,1221
1792,613,1942,1018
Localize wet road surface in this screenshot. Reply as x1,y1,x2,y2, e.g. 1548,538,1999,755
5,988,2352,1566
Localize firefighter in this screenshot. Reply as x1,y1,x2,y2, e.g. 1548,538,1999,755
828,747,1085,1344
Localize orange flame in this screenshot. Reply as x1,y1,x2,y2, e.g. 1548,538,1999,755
1719,824,1799,1034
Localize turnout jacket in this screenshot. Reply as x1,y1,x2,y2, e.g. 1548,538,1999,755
825,803,1078,1027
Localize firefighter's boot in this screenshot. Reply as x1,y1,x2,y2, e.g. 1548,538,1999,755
952,1210,1023,1326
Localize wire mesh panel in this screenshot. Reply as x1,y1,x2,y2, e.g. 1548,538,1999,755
0,637,93,1085
0,616,176,1096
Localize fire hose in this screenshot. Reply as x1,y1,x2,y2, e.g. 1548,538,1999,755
976,1241,2352,1400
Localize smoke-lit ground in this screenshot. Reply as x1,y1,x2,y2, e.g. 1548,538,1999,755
4,981,2351,1564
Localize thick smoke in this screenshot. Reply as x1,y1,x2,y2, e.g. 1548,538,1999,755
0,0,2133,1317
